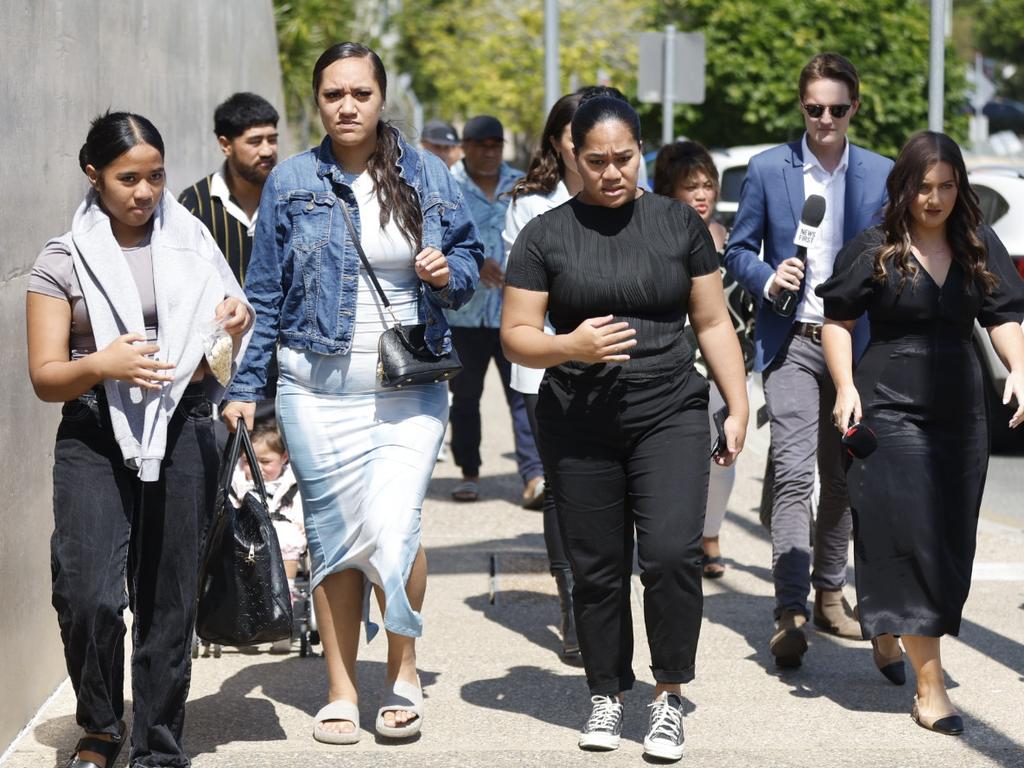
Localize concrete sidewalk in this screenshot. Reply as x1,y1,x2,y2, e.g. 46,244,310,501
5,372,1024,767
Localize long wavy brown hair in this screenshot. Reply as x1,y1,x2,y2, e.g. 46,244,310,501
875,131,996,294
510,93,582,202
312,43,422,248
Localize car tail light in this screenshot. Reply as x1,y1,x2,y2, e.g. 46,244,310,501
1015,256,1024,280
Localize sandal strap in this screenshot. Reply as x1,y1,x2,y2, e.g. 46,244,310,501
315,699,360,724
68,720,126,768
74,736,121,758
378,679,423,715
702,555,725,566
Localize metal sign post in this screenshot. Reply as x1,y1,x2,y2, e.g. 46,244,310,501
544,0,559,114
638,27,705,145
928,0,945,132
663,25,676,147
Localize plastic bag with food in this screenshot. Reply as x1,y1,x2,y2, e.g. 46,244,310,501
201,320,235,386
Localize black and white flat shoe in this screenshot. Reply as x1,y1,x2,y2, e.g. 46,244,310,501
911,698,964,736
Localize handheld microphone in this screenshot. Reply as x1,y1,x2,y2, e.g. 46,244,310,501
772,194,826,317
841,422,877,459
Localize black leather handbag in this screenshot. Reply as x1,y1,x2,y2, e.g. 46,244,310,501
339,201,462,389
195,421,293,646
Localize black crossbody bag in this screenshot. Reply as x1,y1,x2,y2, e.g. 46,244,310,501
338,199,462,389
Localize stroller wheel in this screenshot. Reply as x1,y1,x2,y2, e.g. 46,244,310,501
299,633,309,658
191,636,199,660
212,644,222,659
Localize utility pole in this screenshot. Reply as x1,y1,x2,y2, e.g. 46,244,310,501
928,0,945,132
544,0,559,113
662,24,676,147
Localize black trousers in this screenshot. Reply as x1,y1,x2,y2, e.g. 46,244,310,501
522,393,569,572
50,384,217,767
536,369,710,695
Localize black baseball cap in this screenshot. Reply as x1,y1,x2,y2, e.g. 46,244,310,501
462,115,504,142
422,120,460,146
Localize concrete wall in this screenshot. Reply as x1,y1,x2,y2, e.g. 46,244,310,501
0,1,285,753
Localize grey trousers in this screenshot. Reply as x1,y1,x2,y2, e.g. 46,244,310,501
763,333,851,619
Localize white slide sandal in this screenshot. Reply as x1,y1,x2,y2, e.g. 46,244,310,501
313,699,361,745
375,678,424,739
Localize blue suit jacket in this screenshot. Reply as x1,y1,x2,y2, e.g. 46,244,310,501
723,141,893,371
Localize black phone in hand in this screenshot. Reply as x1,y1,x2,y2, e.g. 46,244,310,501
710,405,728,459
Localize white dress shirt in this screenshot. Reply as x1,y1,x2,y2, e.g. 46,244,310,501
795,134,848,324
210,164,259,236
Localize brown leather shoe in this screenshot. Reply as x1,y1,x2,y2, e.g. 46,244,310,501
769,610,808,668
813,589,864,639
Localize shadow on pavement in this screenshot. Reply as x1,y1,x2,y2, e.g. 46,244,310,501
957,616,1024,681
465,590,581,666
425,532,547,576
427,470,524,504
183,657,439,757
32,713,128,768
460,665,695,747
460,588,696,746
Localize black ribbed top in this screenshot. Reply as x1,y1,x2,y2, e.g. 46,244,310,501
505,192,719,379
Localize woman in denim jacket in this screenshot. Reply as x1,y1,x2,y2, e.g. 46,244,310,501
222,42,482,745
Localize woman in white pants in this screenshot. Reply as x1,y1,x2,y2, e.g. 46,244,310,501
654,141,756,578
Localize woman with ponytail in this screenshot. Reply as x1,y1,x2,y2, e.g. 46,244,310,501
221,42,483,744
27,112,253,767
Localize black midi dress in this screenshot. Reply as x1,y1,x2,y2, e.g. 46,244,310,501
816,226,1024,638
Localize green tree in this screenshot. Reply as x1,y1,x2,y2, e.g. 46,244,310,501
394,0,650,149
273,0,356,147
651,0,967,156
972,0,1024,100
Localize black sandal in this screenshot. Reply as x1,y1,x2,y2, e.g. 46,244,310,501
702,555,726,579
65,721,126,768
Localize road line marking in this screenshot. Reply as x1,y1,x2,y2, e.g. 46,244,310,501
972,562,1024,581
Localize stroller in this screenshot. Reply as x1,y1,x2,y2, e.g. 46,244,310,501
191,547,319,658
193,484,319,659
291,547,320,657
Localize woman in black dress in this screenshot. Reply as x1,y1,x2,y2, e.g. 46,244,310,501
501,97,748,762
817,131,1024,736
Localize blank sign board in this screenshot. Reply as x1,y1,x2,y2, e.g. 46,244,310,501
637,31,706,104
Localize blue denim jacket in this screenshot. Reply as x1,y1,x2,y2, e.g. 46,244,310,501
227,131,484,400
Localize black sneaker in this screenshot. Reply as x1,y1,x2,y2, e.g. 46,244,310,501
577,695,623,751
643,692,685,761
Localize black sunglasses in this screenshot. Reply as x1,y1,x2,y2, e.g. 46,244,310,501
802,103,853,119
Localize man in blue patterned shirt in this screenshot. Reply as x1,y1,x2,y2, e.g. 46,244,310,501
446,115,544,507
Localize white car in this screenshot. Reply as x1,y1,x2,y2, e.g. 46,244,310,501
969,171,1024,449
709,144,775,228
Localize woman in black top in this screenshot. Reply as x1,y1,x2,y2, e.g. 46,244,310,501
501,97,749,762
818,132,1024,736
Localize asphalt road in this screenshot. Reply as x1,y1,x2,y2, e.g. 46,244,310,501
982,449,1024,527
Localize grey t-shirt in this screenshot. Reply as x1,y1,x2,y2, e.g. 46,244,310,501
28,236,158,359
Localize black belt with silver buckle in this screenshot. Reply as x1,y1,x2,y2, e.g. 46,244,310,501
793,322,822,344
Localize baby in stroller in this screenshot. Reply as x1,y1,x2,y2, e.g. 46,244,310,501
233,418,307,653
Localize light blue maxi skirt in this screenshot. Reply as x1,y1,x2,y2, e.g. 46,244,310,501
276,345,447,640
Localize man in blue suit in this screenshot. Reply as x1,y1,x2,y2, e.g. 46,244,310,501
724,53,893,668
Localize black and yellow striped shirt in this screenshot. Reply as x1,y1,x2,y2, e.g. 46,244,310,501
178,174,254,286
